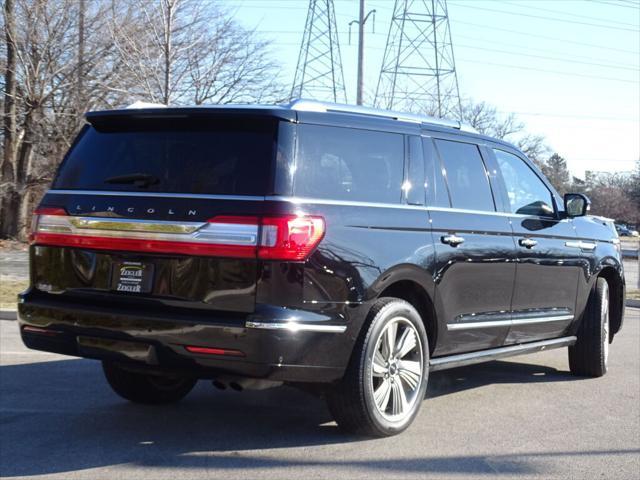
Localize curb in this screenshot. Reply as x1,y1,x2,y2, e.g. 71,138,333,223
0,310,17,321
627,299,640,309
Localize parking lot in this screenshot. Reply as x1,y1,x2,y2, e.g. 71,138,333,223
1,308,638,479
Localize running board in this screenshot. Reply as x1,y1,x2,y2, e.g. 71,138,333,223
429,336,577,372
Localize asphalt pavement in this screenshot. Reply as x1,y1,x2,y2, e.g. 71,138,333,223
1,310,638,480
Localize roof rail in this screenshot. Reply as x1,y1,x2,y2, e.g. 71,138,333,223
288,99,477,133
126,101,167,109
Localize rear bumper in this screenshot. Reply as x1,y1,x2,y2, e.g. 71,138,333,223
17,291,356,383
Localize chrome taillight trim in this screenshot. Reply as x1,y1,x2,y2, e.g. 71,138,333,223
68,217,205,234
35,215,259,246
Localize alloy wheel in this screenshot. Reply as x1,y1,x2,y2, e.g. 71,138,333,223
370,317,424,422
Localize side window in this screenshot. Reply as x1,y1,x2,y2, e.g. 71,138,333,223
422,137,450,207
294,125,404,203
494,149,555,217
406,136,425,205
434,139,495,211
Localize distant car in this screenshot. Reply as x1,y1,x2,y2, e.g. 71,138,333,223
615,224,632,236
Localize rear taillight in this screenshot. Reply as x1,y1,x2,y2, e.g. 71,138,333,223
29,209,325,261
30,207,68,243
259,216,325,260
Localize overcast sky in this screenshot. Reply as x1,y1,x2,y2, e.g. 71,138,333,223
218,0,639,178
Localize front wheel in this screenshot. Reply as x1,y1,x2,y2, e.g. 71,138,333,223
102,361,197,404
568,277,610,377
326,298,429,436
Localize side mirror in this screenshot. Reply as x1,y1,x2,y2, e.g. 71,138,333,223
564,193,590,217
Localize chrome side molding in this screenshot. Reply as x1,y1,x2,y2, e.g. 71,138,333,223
429,336,577,372
245,321,347,333
447,314,573,331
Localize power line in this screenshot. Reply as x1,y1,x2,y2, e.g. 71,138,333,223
589,0,640,8
498,111,639,122
458,58,639,83
451,19,640,55
454,34,636,69
456,43,639,72
487,0,640,28
271,37,640,82
447,1,640,32
263,28,639,69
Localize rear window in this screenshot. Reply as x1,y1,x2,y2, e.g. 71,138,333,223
53,118,277,195
293,125,404,203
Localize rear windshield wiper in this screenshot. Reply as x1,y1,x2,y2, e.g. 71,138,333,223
104,173,159,188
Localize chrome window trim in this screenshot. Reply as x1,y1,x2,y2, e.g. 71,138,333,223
265,195,428,211
447,314,573,331
46,190,571,224
245,321,347,333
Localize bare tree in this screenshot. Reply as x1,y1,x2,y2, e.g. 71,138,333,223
110,0,286,105
1,0,18,237
460,100,523,140
584,172,640,224
1,0,286,240
0,0,131,239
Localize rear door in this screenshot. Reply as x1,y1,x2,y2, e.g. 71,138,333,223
427,136,517,356
491,148,580,343
32,113,281,314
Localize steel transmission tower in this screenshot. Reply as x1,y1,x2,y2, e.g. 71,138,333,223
291,0,347,103
375,0,462,119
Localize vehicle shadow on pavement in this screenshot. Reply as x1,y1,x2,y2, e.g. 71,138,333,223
0,357,588,477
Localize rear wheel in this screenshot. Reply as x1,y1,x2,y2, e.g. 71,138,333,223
102,361,197,404
326,298,429,436
568,277,610,377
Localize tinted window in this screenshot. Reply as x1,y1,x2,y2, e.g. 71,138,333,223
294,125,404,203
494,149,555,217
435,139,495,211
54,119,276,195
423,138,450,208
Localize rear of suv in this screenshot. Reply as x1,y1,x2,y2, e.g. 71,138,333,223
19,100,625,436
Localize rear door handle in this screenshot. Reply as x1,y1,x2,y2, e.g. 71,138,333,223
519,238,537,249
441,234,465,247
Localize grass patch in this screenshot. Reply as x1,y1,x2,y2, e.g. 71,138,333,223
0,279,28,310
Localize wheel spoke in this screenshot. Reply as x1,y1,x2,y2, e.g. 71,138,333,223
372,350,387,377
398,361,421,390
391,381,408,416
374,378,392,411
395,327,417,359
384,322,398,359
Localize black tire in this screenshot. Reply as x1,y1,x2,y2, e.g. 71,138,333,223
102,361,197,404
326,298,429,437
568,277,610,377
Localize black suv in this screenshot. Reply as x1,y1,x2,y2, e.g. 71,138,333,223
19,100,626,436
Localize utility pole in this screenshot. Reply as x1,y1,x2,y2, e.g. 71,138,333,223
350,1,375,105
